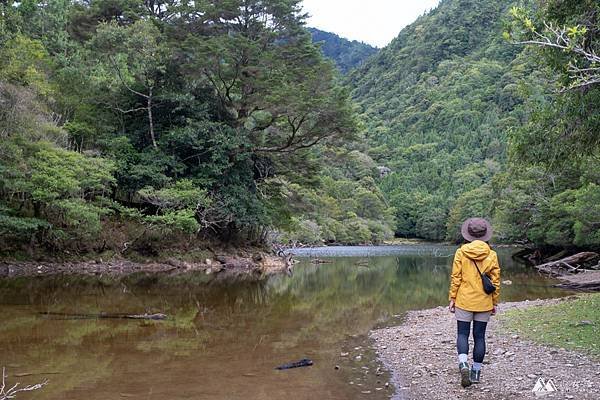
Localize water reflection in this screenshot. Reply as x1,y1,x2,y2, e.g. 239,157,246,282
0,246,567,399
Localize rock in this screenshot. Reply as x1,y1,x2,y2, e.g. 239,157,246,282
577,320,594,326
355,355,362,361
502,280,513,285
377,166,391,178
334,365,340,370
511,334,520,339
527,374,537,379
340,352,349,357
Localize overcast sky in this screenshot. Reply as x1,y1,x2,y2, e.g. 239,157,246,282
302,0,441,48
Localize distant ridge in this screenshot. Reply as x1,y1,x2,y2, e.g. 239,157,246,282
308,28,378,74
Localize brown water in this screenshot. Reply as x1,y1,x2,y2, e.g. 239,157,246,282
0,245,567,399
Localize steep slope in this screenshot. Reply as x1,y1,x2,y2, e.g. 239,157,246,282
348,0,530,240
309,28,378,74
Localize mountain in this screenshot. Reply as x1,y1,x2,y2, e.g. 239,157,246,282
348,0,529,240
308,28,378,74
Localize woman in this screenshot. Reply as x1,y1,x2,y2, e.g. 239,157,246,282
448,218,500,388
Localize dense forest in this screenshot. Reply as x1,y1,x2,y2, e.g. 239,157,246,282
0,0,598,257
350,0,600,248
0,0,394,257
308,28,377,74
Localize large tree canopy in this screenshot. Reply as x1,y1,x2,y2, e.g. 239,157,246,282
0,0,378,254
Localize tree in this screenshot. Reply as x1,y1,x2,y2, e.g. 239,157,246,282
179,0,357,157
506,1,600,90
91,19,170,148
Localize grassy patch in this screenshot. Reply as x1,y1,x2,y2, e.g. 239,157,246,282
500,294,600,356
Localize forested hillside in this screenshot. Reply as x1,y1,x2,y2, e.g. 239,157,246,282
350,0,600,248
308,28,378,73
1,0,598,255
349,0,522,240
0,0,394,256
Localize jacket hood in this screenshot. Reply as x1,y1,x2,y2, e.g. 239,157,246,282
461,240,490,261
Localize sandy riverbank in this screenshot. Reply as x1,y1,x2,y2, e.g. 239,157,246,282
371,298,600,400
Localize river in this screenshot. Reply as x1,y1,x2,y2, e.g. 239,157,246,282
0,245,567,399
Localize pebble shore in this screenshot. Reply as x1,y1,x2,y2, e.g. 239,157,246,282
370,298,600,400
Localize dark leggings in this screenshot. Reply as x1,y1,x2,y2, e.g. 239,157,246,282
457,320,487,363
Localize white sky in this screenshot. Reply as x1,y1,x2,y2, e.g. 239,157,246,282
302,0,441,48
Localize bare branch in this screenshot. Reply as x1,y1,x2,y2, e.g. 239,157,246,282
108,56,150,99
0,367,48,400
514,23,600,90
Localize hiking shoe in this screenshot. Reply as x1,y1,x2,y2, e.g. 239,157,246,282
470,368,481,384
459,362,471,387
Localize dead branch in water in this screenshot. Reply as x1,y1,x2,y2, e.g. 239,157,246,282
555,271,600,292
39,312,167,320
1,367,48,400
535,252,599,276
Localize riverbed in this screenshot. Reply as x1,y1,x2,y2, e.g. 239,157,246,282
0,245,567,399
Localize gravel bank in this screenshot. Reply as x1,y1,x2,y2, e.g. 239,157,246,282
371,298,600,400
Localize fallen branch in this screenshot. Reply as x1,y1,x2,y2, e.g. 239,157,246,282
555,270,600,292
535,252,599,276
40,312,167,320
1,367,48,400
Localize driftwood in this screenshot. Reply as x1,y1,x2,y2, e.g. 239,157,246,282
275,358,313,370
534,252,599,276
555,282,600,292
310,258,332,265
555,271,600,292
40,312,167,320
542,250,569,263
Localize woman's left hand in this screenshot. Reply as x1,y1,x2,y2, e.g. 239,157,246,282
491,305,497,316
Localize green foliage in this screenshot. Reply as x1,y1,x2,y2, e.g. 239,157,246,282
0,0,358,253
0,34,53,95
0,135,116,247
349,0,521,240
3,0,598,254
445,185,495,242
491,0,600,249
139,180,210,234
308,28,378,74
281,150,395,245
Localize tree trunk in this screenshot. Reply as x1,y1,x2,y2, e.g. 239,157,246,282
535,252,599,276
147,88,157,148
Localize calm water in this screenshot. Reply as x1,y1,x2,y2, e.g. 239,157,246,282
0,245,566,399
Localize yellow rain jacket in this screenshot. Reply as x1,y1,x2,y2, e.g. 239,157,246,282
448,240,500,312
